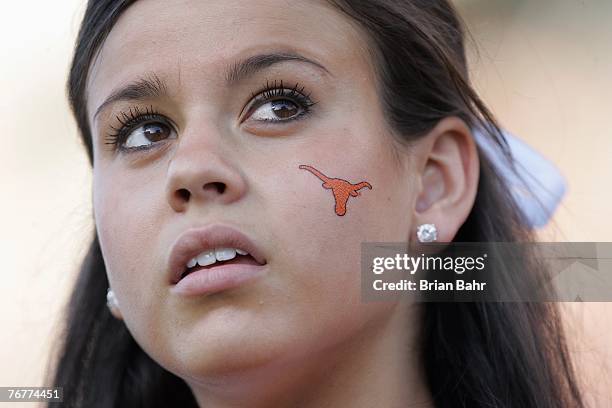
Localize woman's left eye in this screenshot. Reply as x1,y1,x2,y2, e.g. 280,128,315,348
243,81,316,124
249,99,303,122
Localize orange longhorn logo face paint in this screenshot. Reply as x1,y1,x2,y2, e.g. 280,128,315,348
299,165,372,216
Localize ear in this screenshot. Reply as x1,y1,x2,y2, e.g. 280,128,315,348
107,289,124,320
413,117,479,242
109,305,124,320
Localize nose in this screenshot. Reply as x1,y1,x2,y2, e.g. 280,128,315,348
165,127,246,213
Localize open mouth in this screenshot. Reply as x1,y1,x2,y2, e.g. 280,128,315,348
179,252,262,281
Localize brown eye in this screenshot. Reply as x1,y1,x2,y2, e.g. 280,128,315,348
124,122,174,148
270,100,299,119
250,99,302,121
143,123,170,142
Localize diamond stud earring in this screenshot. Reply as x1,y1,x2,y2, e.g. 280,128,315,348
417,223,438,243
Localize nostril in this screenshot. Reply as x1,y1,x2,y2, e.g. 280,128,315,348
205,182,226,194
176,188,190,202
173,183,227,205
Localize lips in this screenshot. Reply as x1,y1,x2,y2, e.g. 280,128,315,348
168,224,267,285
179,250,259,281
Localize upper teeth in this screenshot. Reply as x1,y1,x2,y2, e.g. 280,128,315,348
186,247,249,269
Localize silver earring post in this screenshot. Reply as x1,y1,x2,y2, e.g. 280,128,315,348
417,223,438,243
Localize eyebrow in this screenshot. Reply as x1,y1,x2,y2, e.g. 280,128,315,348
224,52,331,83
93,52,331,121
93,73,167,121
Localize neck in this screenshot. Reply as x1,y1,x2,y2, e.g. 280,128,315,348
188,303,432,408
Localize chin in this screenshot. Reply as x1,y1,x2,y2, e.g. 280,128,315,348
165,309,298,377
172,334,297,382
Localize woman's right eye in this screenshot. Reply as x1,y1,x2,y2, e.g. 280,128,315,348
105,107,177,152
123,122,176,149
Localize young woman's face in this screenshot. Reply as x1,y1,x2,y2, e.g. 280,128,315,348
88,0,419,382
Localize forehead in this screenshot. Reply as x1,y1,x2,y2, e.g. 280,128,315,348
86,0,373,119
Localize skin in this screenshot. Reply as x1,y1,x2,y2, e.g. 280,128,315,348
88,0,479,406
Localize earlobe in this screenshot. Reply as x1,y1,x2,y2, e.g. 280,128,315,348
106,288,123,320
413,117,479,242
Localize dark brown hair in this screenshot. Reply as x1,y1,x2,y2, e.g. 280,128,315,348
49,1,584,407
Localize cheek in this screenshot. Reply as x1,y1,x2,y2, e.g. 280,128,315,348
282,131,413,249
93,169,165,322
264,133,414,344
93,172,123,279
275,129,412,263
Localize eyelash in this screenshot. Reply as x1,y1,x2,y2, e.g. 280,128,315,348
243,79,316,121
104,80,317,152
104,105,170,151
